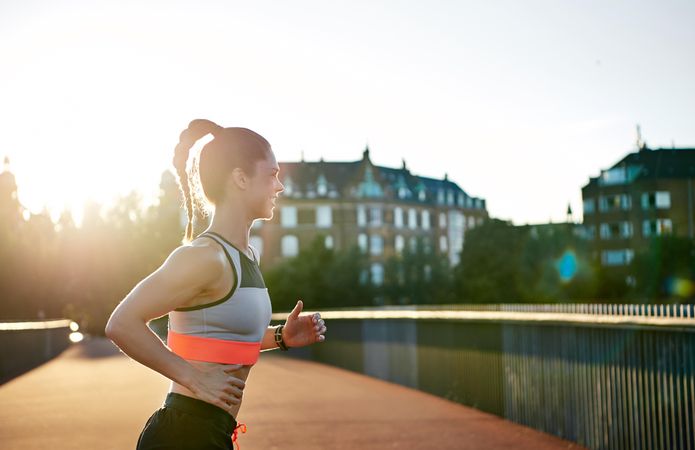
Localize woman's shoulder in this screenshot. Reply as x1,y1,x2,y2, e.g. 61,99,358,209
163,239,227,281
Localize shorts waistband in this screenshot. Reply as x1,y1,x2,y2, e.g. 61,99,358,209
163,392,237,429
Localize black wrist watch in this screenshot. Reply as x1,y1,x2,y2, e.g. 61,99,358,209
274,324,289,351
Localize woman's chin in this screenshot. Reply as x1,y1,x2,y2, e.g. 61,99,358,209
262,207,275,220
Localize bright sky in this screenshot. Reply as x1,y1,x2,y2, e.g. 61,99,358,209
1,0,694,225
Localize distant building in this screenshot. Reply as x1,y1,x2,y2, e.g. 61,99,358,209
581,144,695,267
251,147,488,274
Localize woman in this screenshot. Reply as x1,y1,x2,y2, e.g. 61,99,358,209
105,119,327,449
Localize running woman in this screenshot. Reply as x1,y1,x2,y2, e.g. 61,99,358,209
105,119,327,449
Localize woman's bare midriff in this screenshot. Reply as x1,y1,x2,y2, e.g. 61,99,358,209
169,359,252,421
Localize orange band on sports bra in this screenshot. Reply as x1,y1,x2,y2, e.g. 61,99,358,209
167,330,262,365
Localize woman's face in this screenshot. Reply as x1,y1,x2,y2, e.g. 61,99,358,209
246,152,284,220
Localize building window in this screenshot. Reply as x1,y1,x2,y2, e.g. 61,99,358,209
394,207,404,228
599,194,631,212
582,225,596,240
418,190,426,201
457,193,465,207
317,175,328,196
281,235,299,257
371,263,384,286
601,249,635,266
281,206,297,228
447,190,454,205
395,235,404,254
421,210,431,230
369,207,382,227
600,168,628,185
422,236,432,253
316,205,332,228
437,189,445,204
439,235,448,252
655,192,671,208
358,233,368,253
448,211,465,266
439,213,446,229
357,205,367,227
583,199,595,215
600,221,633,239
249,236,263,259
643,219,673,237
408,208,417,229
283,176,294,196
599,165,641,186
324,235,334,249
357,166,384,198
467,216,476,229
424,264,432,282
370,235,384,255
641,191,671,209
409,236,417,253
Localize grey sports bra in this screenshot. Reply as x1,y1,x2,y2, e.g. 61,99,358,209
167,231,273,365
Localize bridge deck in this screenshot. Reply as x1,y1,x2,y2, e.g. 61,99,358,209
0,337,582,449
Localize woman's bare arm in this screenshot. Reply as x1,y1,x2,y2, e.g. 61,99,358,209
105,243,245,410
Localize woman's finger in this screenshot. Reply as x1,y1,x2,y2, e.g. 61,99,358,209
223,385,243,397
221,393,240,405
227,376,246,390
222,364,243,373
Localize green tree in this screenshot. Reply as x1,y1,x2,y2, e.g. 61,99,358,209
453,219,598,303
630,236,695,301
453,219,526,302
264,236,372,311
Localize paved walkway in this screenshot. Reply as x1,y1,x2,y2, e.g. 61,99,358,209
0,337,583,449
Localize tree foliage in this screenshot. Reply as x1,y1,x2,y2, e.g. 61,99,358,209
453,219,600,303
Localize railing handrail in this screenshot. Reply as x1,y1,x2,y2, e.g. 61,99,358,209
272,304,695,331
0,319,73,331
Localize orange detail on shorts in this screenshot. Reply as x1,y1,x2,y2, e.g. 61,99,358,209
232,422,247,449
167,330,261,365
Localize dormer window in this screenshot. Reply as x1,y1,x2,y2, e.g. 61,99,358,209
413,181,426,202
283,176,294,196
357,166,384,198
317,174,328,196
395,174,410,199
437,188,445,204
306,183,316,198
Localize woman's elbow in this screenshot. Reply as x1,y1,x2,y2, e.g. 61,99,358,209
104,315,122,340
105,309,131,341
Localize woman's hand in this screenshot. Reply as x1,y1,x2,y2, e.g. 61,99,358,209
188,364,246,413
282,300,326,348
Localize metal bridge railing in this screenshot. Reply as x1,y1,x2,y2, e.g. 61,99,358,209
0,319,75,383
270,304,695,450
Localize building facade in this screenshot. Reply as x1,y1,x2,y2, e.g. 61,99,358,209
250,147,488,277
581,145,695,267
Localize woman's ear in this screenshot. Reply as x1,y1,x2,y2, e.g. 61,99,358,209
228,168,249,192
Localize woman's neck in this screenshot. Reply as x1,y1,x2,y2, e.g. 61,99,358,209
205,201,254,255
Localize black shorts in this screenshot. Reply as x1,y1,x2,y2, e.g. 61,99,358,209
136,392,246,450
